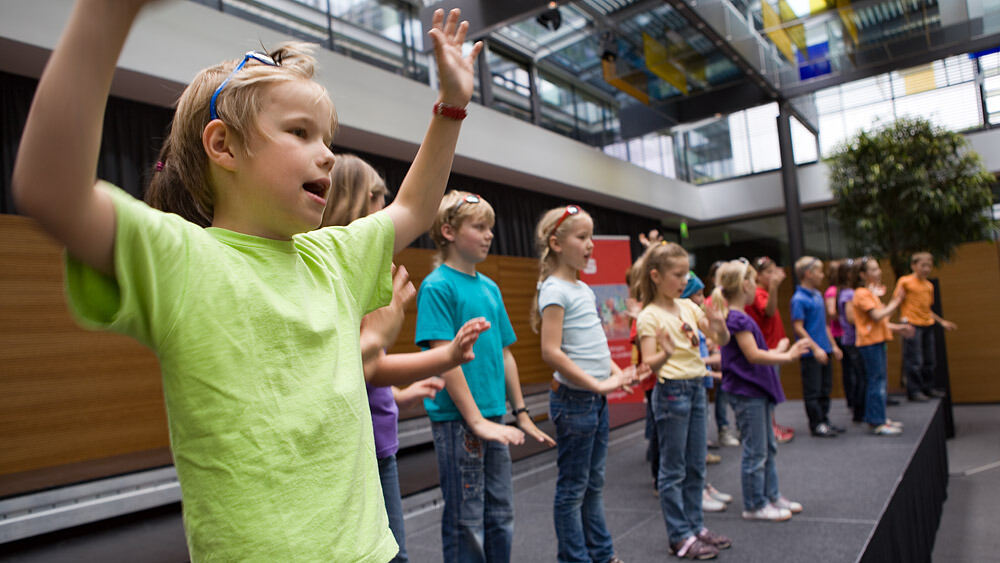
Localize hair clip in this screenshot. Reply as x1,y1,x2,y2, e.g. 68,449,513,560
155,161,165,171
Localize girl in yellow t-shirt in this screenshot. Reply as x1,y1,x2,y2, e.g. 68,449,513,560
635,242,731,559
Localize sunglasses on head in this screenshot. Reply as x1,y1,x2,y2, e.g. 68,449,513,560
210,51,279,122
446,194,481,223
550,205,581,236
752,256,773,271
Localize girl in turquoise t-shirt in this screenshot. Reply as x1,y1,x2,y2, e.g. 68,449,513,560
532,205,643,563
12,2,483,560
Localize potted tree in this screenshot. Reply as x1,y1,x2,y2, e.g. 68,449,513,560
827,116,996,276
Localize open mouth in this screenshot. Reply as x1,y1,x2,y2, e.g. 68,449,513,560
302,179,330,202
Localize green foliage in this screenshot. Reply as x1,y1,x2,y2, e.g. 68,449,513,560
827,116,997,276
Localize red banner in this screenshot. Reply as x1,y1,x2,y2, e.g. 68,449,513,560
579,236,642,403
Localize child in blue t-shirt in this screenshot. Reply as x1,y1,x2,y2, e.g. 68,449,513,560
415,191,554,562
790,256,843,438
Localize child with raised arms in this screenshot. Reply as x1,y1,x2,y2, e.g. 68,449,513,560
636,242,732,560
712,260,809,523
415,190,554,562
532,205,645,563
12,1,481,559
321,153,492,563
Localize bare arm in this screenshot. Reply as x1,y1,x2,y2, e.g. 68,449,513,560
698,303,729,346
429,340,524,445
503,348,555,446
735,331,808,365
869,293,903,322
639,332,672,375
825,294,838,318
931,312,957,330
792,319,825,362
11,0,154,275
540,306,629,394
367,317,488,386
383,10,483,253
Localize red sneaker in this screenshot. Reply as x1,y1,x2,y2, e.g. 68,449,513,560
773,421,795,443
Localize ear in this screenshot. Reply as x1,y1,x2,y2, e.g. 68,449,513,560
548,234,562,254
202,120,238,171
649,267,661,285
440,222,456,243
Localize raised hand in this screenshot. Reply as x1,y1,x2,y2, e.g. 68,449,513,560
427,9,483,107
394,377,445,409
447,317,491,364
638,229,663,248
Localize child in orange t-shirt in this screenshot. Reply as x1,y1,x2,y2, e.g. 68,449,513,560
892,252,958,402
852,257,915,436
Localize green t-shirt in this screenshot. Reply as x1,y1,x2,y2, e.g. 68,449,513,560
65,183,398,562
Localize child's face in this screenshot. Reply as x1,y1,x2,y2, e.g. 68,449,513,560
653,260,689,300
688,289,705,306
805,263,825,286
863,260,882,284
553,215,594,273
912,257,933,278
449,215,494,265
233,80,336,238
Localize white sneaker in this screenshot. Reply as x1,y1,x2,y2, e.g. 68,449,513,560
718,426,740,447
772,496,803,513
703,489,726,512
706,484,733,504
742,503,792,521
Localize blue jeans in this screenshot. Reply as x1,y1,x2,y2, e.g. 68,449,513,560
730,394,781,511
378,454,408,563
432,417,514,563
714,388,731,431
550,386,614,563
652,379,707,544
859,343,888,425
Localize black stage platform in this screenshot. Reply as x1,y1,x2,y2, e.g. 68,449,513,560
2,398,946,562
403,398,948,563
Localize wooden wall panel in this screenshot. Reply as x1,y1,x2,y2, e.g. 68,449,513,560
932,241,1000,403
0,217,169,486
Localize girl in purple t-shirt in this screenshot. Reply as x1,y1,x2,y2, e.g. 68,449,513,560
836,259,866,423
711,260,809,523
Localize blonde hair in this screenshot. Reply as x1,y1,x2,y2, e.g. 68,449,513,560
529,205,593,332
145,43,337,227
709,260,757,309
321,154,386,227
429,190,495,266
794,255,822,280
634,241,689,306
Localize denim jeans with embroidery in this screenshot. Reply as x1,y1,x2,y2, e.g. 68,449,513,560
652,378,707,545
432,416,514,563
729,394,781,511
550,386,614,563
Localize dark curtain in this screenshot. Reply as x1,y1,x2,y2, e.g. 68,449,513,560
2,70,667,258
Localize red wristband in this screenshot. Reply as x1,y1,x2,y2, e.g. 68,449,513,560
433,102,467,120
